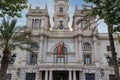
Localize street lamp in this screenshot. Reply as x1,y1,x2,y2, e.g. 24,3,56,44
105,54,120,66
8,53,16,64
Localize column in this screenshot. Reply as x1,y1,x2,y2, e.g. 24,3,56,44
36,72,39,80
75,38,79,62
38,36,43,65
78,36,83,63
11,71,17,80
45,70,48,80
43,37,47,62
73,71,76,80
93,36,99,66
69,70,72,80
36,71,42,80
49,70,52,80
22,45,28,66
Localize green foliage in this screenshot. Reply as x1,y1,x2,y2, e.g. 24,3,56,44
84,0,120,33
0,17,38,53
0,0,28,17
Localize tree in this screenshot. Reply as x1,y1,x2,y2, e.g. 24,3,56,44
0,0,28,17
79,0,120,80
0,18,38,80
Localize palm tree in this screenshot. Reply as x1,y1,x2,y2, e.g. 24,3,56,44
0,18,38,80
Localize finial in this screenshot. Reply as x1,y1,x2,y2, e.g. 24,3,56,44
45,4,48,10
29,4,32,9
75,5,78,11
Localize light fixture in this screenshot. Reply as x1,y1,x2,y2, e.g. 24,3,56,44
9,53,16,64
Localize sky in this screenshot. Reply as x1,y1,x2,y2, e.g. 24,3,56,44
17,0,107,33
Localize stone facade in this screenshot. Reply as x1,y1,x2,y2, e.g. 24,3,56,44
1,0,120,80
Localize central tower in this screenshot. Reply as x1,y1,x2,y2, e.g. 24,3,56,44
52,0,70,30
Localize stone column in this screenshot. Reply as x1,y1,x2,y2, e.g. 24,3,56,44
93,36,99,66
69,70,72,80
45,70,48,80
78,36,83,64
49,70,53,80
36,72,39,80
43,37,47,62
35,71,42,80
38,36,43,65
75,38,79,62
73,71,76,80
21,45,28,66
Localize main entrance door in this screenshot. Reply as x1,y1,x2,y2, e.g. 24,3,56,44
53,71,68,80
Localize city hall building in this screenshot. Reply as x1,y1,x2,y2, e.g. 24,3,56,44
3,0,120,80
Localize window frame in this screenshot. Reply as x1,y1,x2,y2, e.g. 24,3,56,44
84,53,92,64
83,42,92,51
59,7,63,12
85,73,95,80
26,73,36,80
54,46,68,63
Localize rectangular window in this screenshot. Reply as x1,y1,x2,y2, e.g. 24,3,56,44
86,73,95,80
54,54,68,63
31,45,39,51
29,54,37,64
84,53,92,64
106,46,111,51
6,74,11,80
32,19,41,29
59,7,63,12
109,74,115,80
26,73,36,80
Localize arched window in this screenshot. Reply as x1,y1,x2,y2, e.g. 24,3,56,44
54,43,68,63
83,42,92,51
54,46,68,53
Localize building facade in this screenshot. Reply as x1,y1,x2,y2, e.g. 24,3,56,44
3,0,120,80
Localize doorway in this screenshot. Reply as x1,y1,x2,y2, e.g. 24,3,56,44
53,71,68,80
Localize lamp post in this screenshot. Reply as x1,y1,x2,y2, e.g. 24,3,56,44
8,53,16,64
105,54,113,66
105,54,120,66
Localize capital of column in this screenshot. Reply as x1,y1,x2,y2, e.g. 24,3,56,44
40,36,44,42
78,36,82,42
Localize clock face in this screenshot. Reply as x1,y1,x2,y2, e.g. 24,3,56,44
59,25,63,29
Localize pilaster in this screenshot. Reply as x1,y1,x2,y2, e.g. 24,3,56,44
93,36,99,67
78,36,83,64
38,36,44,65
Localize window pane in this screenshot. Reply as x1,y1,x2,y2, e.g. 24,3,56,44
83,42,92,51
59,7,63,12
29,54,37,64
84,53,92,64
109,74,115,80
54,44,68,63
26,73,36,80
86,73,95,80
106,46,111,51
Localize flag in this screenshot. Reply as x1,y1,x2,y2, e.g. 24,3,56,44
57,43,62,55
62,42,65,53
